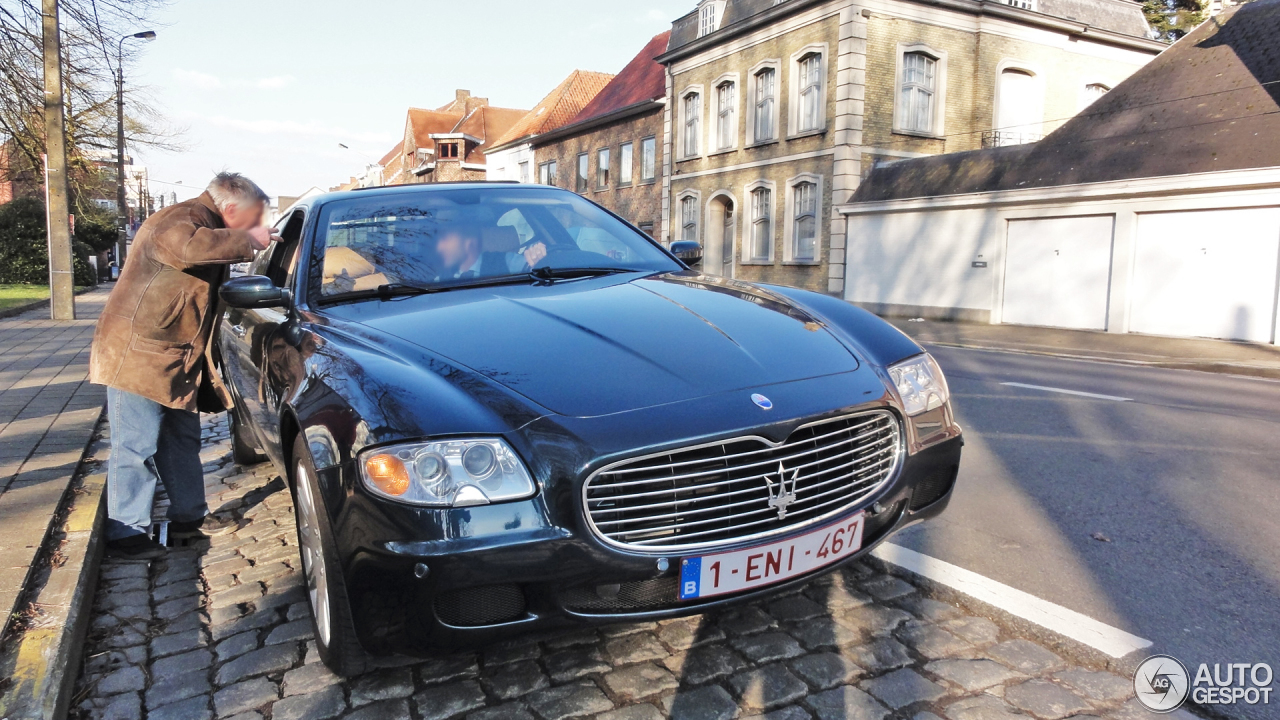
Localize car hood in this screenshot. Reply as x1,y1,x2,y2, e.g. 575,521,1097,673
347,272,862,418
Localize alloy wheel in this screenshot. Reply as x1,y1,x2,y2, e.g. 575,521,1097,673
294,462,332,647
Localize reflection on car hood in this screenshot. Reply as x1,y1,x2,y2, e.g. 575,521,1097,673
353,273,861,417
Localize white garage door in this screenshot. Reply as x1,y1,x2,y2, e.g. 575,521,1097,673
1131,208,1280,343
1002,216,1115,330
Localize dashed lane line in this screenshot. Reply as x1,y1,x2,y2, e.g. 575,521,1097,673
1000,382,1133,402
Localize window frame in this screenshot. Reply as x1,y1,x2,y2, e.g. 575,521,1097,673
788,45,829,137
1079,81,1111,112
893,43,948,138
576,152,589,192
619,141,634,185
680,87,704,160
596,147,611,190
518,160,530,184
640,137,657,181
747,60,781,146
538,160,558,186
783,173,823,263
678,191,701,243
742,180,776,263
712,74,739,152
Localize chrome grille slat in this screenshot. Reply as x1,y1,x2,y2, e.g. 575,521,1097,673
591,423,891,490
582,410,902,553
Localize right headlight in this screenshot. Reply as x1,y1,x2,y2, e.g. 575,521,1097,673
359,438,536,507
888,353,950,416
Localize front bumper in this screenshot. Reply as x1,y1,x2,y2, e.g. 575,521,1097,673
333,431,962,656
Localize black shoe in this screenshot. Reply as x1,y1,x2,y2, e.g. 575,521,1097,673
169,514,238,540
105,534,167,560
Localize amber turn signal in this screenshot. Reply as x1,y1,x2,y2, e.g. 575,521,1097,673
364,453,411,496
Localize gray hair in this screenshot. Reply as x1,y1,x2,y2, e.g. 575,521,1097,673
207,172,268,212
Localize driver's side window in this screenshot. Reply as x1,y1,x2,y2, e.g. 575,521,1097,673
262,209,305,288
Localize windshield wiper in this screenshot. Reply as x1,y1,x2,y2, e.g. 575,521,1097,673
319,283,434,304
529,266,641,284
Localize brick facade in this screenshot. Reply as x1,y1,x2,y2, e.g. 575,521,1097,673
534,108,666,236
661,0,1161,295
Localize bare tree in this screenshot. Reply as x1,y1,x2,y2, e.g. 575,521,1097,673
0,0,181,199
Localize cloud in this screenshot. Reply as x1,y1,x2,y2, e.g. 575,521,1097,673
172,69,297,90
204,115,394,144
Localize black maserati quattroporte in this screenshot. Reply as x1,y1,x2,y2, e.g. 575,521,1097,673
216,182,962,675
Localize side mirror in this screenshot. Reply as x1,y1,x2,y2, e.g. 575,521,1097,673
670,241,703,267
221,275,291,309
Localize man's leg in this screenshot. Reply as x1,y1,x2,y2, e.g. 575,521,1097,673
105,387,164,541
152,406,208,524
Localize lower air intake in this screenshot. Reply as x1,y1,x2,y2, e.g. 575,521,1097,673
910,464,957,510
433,584,526,627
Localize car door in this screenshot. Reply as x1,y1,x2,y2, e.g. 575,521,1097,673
222,209,305,451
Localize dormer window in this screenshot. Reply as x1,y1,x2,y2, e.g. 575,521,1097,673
697,1,724,37
439,143,459,159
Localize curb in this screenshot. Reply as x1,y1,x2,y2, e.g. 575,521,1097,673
0,429,109,720
918,340,1280,381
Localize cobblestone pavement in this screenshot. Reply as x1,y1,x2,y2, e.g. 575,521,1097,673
73,414,1185,720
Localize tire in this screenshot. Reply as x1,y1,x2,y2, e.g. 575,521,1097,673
289,435,370,677
230,409,267,465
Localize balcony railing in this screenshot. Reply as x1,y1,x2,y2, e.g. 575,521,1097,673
982,130,1042,148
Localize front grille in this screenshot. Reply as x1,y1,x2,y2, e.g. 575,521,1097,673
583,411,902,553
433,584,526,627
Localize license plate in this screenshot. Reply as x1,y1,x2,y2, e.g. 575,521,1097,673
678,513,865,601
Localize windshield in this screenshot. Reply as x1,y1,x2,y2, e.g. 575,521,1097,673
313,186,680,297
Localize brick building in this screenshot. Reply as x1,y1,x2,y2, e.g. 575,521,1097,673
658,0,1163,294
530,32,672,237
487,70,617,184
364,90,527,187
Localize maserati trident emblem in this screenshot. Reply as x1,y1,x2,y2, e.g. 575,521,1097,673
751,393,774,410
765,462,799,519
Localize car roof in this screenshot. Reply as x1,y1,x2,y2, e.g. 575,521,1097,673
306,181,567,209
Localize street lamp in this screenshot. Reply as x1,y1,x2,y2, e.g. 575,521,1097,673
115,30,155,267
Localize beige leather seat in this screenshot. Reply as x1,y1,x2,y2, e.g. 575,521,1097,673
323,246,389,293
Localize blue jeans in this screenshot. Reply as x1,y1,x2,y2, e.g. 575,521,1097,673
106,387,208,541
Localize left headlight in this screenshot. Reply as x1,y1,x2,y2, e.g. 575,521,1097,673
888,353,950,416
359,438,536,507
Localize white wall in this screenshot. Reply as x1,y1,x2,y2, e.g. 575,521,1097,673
839,169,1280,344
486,144,536,183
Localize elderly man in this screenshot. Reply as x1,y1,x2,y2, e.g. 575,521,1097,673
89,173,276,559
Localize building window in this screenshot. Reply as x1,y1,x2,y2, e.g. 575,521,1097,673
683,91,702,158
638,222,655,238
792,181,817,261
597,148,610,189
698,3,718,37
439,143,459,159
750,186,772,260
538,160,557,186
680,196,699,242
900,52,937,134
715,81,736,151
619,142,634,184
796,53,824,133
989,67,1043,147
1081,83,1110,111
752,66,777,143
641,137,656,180
518,161,530,183
576,153,589,192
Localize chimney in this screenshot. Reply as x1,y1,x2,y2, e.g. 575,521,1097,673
455,89,471,103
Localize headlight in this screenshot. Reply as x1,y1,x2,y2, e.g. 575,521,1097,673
888,353,949,416
360,438,535,507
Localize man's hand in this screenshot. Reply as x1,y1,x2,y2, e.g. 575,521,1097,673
523,242,548,268
247,226,279,252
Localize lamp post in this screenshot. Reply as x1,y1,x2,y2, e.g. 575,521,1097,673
115,29,155,267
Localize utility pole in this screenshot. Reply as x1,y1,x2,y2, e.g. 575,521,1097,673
116,63,128,266
42,0,75,320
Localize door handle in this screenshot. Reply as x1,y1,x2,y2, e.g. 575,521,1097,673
230,324,247,338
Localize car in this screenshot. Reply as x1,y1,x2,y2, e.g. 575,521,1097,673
215,181,963,676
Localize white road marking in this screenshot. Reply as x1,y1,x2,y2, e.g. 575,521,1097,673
1001,382,1132,402
872,543,1153,659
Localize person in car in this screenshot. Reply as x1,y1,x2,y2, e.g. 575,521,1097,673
88,172,276,559
434,222,546,279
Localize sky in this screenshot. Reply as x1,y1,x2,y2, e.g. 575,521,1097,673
131,0,693,203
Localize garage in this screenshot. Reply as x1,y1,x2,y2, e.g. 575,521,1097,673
1001,216,1116,331
1130,208,1280,343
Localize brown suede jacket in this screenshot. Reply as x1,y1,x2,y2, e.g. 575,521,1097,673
89,192,256,412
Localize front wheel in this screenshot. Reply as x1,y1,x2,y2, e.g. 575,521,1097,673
290,435,369,676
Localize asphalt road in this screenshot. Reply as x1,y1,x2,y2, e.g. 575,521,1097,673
891,344,1280,719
